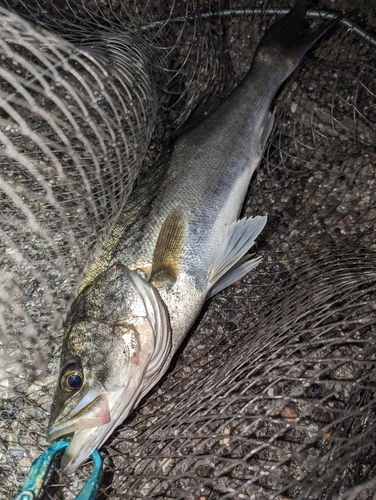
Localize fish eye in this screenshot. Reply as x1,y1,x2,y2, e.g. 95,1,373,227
60,364,84,392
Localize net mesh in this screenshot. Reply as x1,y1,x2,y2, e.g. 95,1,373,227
0,1,375,499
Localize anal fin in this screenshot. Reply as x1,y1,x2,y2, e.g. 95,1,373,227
208,215,267,298
260,109,275,152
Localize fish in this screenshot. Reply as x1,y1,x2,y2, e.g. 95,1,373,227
47,1,337,474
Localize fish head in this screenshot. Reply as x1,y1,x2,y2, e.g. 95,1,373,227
48,263,171,474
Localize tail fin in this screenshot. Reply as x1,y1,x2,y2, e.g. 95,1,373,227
257,1,341,74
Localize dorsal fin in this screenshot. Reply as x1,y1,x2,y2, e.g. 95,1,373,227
151,209,186,284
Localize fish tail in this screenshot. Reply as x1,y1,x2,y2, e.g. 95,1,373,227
256,1,341,76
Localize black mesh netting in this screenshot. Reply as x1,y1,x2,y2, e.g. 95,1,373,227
0,1,375,499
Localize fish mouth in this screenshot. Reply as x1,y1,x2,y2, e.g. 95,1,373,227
48,385,144,474
48,391,112,474
48,393,110,442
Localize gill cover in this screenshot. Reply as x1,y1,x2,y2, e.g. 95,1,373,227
48,263,171,473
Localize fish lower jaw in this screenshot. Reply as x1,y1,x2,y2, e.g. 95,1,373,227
60,422,118,474
61,442,87,474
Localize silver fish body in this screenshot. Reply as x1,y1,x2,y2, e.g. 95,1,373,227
48,2,337,473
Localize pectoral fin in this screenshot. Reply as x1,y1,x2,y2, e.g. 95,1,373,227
208,215,267,298
151,209,186,284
